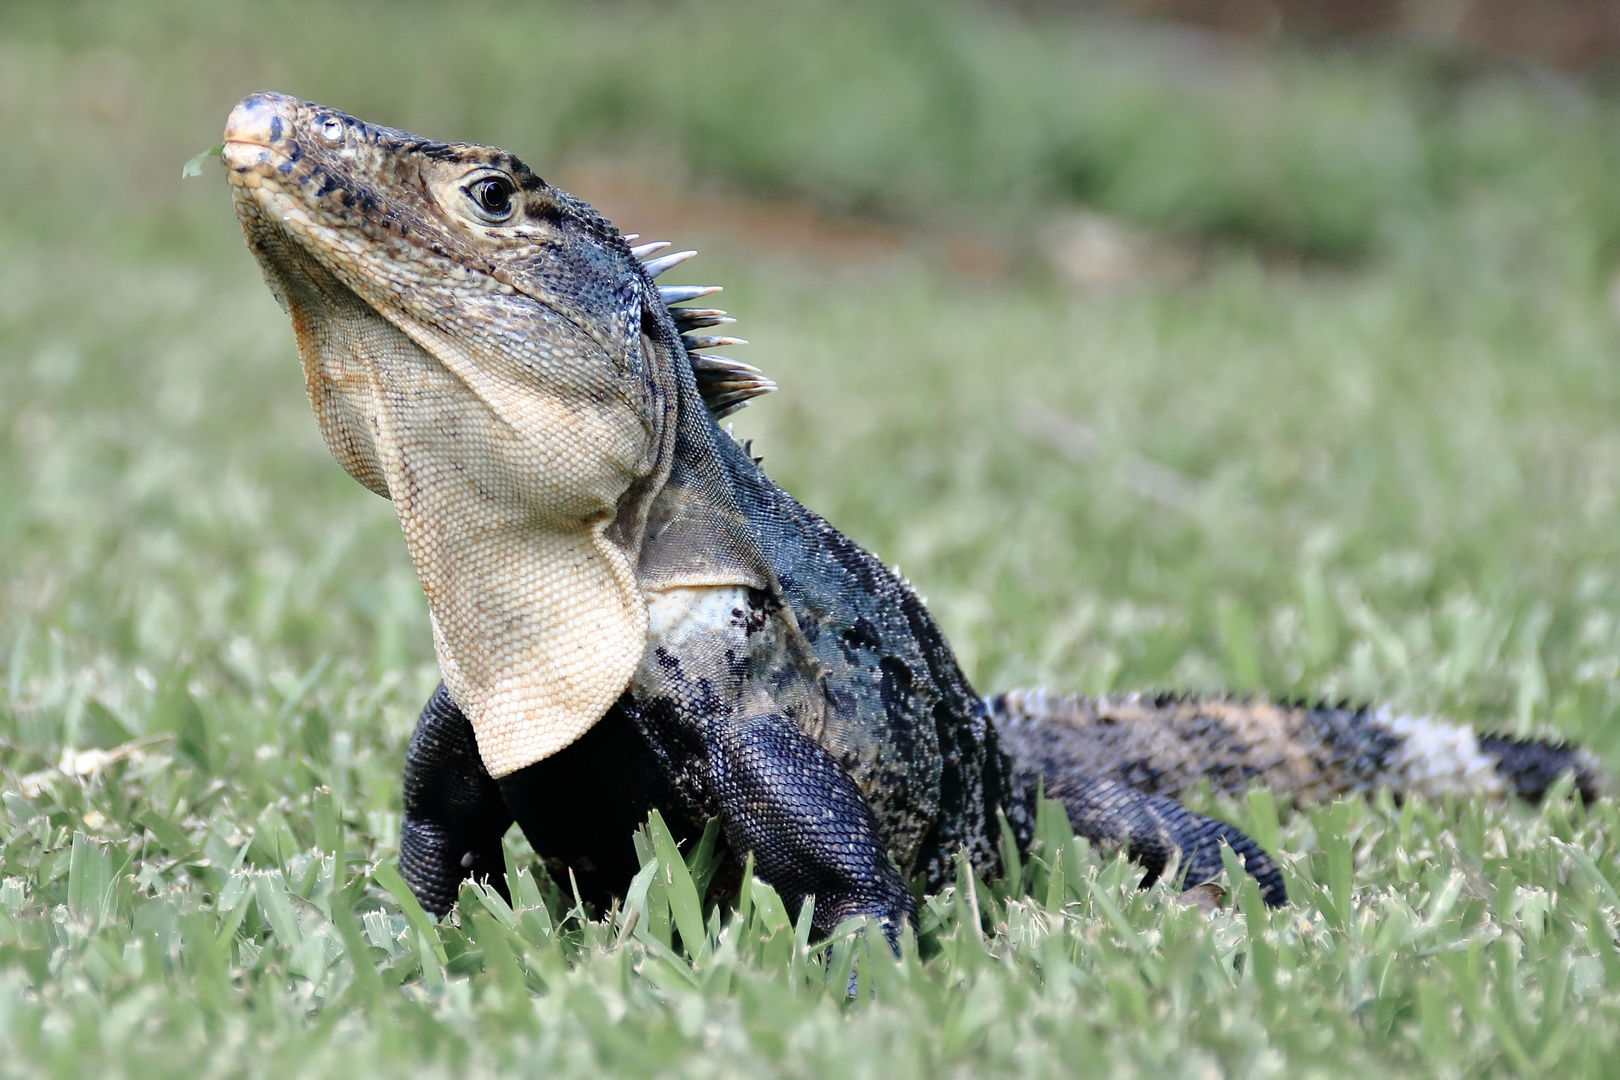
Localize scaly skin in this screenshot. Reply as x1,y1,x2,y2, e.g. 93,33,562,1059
221,91,1294,935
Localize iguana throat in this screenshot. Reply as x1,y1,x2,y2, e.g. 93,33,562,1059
222,91,688,774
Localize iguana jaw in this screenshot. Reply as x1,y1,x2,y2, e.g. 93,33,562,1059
224,92,680,775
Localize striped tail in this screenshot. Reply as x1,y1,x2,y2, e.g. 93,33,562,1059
988,689,1609,806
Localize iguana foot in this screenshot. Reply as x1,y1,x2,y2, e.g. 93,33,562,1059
400,684,513,917
1051,775,1286,906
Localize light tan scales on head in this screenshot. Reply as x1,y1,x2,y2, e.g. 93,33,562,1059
221,92,688,776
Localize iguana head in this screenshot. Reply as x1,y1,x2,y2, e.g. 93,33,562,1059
222,91,767,774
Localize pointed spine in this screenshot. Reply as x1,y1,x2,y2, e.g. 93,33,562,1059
641,250,697,279
680,334,748,350
659,284,723,305
672,309,735,331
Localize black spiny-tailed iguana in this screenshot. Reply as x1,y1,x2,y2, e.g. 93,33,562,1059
220,92,1602,937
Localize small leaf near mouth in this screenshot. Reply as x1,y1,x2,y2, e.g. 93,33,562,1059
181,144,225,179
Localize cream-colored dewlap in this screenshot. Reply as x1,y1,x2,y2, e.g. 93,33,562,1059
291,266,656,778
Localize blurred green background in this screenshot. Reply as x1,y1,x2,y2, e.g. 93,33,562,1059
7,1,1620,1072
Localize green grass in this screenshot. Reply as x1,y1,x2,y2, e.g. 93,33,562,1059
6,0,1620,1074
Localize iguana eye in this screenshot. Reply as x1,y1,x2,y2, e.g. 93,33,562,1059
466,176,515,222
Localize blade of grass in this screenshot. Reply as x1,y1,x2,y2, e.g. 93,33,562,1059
374,860,447,965
647,810,708,962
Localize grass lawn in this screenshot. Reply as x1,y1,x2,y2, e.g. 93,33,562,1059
5,1,1620,1074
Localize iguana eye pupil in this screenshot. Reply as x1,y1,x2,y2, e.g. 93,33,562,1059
471,177,513,217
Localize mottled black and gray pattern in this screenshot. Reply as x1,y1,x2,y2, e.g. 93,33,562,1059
989,690,1607,810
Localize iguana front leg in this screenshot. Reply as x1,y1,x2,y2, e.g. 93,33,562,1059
708,711,914,936
404,683,690,919
400,684,514,917
630,586,915,939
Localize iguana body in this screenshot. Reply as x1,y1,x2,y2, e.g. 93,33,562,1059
220,93,1595,934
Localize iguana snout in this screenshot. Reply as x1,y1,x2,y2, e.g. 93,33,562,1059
221,92,284,158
